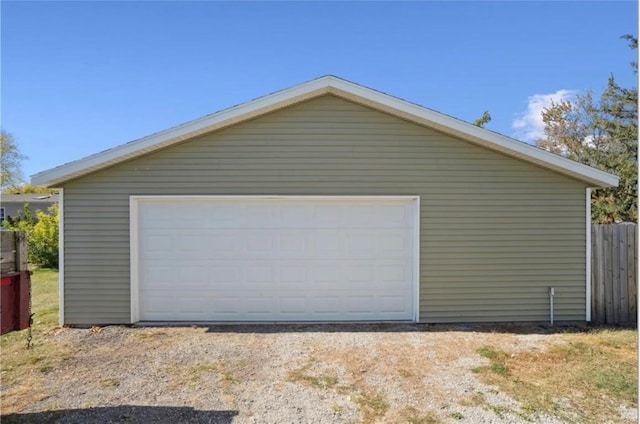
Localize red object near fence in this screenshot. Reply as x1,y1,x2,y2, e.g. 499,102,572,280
1,271,31,335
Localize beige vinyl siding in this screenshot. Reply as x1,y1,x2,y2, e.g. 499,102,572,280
62,95,587,324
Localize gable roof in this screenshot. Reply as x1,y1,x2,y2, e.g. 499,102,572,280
31,75,618,188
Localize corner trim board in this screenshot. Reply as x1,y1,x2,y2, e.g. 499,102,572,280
586,188,592,322
58,188,65,325
130,197,140,323
414,198,421,323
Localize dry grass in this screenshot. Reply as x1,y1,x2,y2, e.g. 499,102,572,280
400,407,441,424
98,377,121,387
355,390,389,422
1,269,67,413
288,359,391,423
288,341,441,423
473,328,638,423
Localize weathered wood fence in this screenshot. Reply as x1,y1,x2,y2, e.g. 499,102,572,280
1,230,28,274
591,223,637,325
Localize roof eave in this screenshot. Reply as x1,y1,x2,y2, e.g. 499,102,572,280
31,75,619,188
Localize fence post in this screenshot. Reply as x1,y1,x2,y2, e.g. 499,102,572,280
592,225,603,324
627,224,637,324
15,231,28,272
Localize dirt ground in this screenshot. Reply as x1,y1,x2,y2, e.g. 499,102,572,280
1,323,636,424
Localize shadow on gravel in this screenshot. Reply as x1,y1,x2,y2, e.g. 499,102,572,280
1,405,238,424
193,322,596,335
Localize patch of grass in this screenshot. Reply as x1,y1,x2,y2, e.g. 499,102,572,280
475,346,510,376
30,268,60,328
355,391,389,422
187,361,236,387
129,329,167,339
473,329,638,423
397,368,413,378
38,365,53,373
315,375,338,388
458,390,486,407
449,411,464,420
487,404,509,418
489,361,508,375
99,377,121,387
188,363,217,385
289,362,389,423
331,403,344,413
401,407,440,424
406,416,439,424
458,391,522,421
288,366,339,389
218,368,236,384
478,346,499,360
0,269,69,413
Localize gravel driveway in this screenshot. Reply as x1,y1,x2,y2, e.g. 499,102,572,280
0,323,616,423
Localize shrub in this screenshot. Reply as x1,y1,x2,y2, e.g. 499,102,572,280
3,202,58,269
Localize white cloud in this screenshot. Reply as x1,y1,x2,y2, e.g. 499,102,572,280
512,89,576,143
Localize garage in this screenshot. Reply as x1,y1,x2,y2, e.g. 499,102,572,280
32,76,618,325
130,196,419,322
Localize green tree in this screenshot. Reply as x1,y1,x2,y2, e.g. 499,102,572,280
3,183,57,194
0,131,28,190
536,36,637,223
30,204,59,269
473,110,492,128
2,203,59,269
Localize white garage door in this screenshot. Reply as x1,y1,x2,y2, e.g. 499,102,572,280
131,196,418,322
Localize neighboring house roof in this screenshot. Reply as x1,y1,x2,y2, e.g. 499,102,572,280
0,193,60,204
31,75,619,188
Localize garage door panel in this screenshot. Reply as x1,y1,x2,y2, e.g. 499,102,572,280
279,297,307,313
209,297,241,314
142,234,172,255
143,293,176,316
208,266,240,285
245,297,274,314
141,261,174,285
246,231,276,254
313,296,340,312
380,294,411,310
280,231,309,254
181,266,209,286
177,296,207,313
280,265,307,284
210,231,242,255
135,197,417,322
174,234,209,253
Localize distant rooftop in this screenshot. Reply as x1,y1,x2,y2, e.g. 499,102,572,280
1,193,60,204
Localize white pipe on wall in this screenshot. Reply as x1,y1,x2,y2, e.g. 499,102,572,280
549,287,555,326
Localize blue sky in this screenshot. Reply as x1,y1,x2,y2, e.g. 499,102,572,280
2,1,637,180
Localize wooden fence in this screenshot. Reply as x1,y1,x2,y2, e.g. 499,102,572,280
0,230,28,274
591,223,637,325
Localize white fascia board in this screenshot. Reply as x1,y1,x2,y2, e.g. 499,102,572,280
31,77,335,187
326,78,619,188
31,75,619,188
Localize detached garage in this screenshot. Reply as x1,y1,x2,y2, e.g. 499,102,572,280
32,76,618,325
